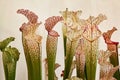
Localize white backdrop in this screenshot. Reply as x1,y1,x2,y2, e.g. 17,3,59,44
0,0,120,80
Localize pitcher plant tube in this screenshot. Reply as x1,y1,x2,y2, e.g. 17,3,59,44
17,9,42,80
60,9,86,80
45,16,63,80
82,14,107,80
103,27,120,80
0,37,20,80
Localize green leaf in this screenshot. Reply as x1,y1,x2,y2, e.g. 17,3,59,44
0,37,15,51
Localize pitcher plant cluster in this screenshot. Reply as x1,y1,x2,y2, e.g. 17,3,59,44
0,8,120,80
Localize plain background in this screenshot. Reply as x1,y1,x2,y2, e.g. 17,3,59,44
0,0,120,80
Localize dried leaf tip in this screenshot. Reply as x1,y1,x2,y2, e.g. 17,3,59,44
17,9,38,24
44,16,63,32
